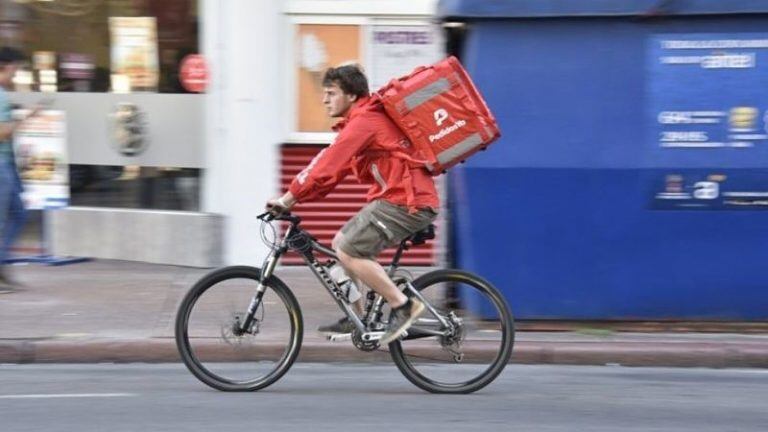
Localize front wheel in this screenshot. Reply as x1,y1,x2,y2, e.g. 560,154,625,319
175,266,303,391
389,269,514,394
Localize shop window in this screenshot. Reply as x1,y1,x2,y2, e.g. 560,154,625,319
69,165,201,211
0,0,198,93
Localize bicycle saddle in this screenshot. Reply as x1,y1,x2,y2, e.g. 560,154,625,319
409,224,436,245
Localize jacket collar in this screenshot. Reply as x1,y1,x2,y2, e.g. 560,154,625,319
332,96,371,132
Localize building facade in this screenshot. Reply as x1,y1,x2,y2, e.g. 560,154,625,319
4,0,445,267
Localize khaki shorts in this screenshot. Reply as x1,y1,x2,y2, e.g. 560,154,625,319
337,200,438,259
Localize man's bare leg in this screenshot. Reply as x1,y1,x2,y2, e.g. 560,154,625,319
332,232,424,344
349,276,364,315
336,248,407,308
331,232,369,315
338,247,424,344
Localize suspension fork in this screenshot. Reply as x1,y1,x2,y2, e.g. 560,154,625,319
237,231,286,334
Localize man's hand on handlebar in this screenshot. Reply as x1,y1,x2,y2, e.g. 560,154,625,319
265,192,297,216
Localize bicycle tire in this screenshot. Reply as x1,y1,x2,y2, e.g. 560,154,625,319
388,269,514,394
175,266,303,391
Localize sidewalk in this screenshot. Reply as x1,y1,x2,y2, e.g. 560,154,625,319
1,260,767,367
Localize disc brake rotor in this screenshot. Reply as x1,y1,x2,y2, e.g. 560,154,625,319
220,313,261,346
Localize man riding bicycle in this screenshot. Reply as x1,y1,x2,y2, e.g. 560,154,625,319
266,64,438,345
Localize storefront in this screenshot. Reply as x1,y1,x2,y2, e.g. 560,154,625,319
4,0,202,208
3,0,445,267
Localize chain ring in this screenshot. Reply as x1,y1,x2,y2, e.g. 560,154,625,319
351,328,379,352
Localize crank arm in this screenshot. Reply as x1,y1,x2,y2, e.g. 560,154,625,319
327,333,353,342
401,326,448,341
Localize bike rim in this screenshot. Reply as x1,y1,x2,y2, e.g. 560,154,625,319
394,275,513,389
181,276,298,387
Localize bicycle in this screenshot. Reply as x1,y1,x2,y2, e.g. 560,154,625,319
175,211,514,394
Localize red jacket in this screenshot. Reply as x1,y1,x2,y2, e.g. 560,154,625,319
289,97,439,212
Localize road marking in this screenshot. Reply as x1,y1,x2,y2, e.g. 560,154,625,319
0,393,136,399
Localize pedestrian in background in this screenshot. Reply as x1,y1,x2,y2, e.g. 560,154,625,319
0,47,34,293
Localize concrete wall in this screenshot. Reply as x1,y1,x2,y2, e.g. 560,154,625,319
48,207,223,268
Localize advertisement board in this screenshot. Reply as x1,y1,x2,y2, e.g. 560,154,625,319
13,110,69,210
109,17,160,92
368,25,442,91
648,34,768,209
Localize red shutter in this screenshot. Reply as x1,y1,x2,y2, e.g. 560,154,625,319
280,144,437,266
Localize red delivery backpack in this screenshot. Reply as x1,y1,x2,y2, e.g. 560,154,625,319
375,56,501,174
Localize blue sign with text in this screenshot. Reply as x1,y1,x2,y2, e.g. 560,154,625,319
648,34,768,165
649,34,768,209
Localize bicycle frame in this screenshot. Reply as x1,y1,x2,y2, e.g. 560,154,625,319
240,212,452,341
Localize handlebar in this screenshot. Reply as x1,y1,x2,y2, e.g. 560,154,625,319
257,211,302,225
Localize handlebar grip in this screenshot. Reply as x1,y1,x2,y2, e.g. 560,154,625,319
257,211,301,225
257,211,276,222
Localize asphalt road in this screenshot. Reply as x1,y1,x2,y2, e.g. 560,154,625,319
0,363,766,432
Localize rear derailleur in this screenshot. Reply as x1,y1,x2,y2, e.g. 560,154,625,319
439,312,466,363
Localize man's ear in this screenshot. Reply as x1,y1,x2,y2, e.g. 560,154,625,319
348,93,358,103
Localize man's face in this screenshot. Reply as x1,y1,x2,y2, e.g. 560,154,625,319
322,83,356,118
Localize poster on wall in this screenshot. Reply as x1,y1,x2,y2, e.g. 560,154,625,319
296,24,361,133
109,17,160,92
368,25,443,91
13,110,69,210
648,34,768,210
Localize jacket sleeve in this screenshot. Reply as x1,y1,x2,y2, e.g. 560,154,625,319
288,117,375,203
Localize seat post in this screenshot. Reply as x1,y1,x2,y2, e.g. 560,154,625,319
388,241,408,276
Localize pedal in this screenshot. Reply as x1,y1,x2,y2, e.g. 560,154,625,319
327,333,352,342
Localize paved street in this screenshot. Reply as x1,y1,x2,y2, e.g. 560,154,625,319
1,363,766,432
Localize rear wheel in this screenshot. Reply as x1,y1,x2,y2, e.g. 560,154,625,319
175,266,303,391
389,269,514,394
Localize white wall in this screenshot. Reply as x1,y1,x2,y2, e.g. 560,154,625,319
286,0,438,16
202,0,284,265
202,0,441,266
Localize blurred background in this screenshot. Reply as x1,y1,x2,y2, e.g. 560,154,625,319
3,0,768,323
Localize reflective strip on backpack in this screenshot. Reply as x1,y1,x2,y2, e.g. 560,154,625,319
484,125,495,140
403,78,451,111
436,133,484,165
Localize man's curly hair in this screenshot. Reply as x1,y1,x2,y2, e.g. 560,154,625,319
322,63,369,99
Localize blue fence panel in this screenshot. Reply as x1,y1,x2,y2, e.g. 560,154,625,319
451,16,768,319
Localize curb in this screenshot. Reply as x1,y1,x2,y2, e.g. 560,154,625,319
2,338,767,368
